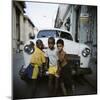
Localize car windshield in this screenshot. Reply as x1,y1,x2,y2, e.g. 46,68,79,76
60,31,73,41
37,30,59,38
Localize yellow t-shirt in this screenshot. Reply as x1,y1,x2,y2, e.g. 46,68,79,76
30,47,45,66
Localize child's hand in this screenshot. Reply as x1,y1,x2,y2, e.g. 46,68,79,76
55,70,60,78
56,69,60,77
56,69,59,74
57,67,61,74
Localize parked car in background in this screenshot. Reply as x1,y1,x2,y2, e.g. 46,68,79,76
23,28,91,75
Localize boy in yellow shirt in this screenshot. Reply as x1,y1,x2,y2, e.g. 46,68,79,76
30,39,46,79
23,39,46,96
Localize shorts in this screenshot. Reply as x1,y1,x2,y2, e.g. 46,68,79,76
48,66,58,77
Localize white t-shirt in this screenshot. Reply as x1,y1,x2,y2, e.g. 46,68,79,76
45,48,58,67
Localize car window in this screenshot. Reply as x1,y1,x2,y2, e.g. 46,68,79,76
60,31,73,41
37,30,59,38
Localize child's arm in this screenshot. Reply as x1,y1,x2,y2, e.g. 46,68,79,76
45,57,49,70
39,62,46,77
57,60,61,75
40,52,47,76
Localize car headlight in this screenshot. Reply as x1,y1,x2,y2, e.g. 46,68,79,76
82,48,90,57
24,42,34,54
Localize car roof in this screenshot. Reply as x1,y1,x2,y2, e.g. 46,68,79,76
39,28,72,35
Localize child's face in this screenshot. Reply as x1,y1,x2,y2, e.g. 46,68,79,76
57,43,64,52
48,39,55,50
38,44,43,50
37,42,44,50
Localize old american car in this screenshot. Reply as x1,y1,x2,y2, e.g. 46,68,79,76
23,28,91,75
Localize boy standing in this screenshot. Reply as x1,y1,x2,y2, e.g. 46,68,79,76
23,39,45,96
45,37,58,96
30,39,46,79
56,39,73,96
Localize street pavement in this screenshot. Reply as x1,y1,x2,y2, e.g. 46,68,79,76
13,51,97,99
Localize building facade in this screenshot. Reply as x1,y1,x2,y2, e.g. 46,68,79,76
55,4,97,58
12,1,37,52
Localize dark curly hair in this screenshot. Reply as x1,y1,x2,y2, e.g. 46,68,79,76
48,37,55,44
56,39,64,46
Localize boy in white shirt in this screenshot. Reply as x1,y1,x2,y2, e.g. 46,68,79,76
45,37,58,96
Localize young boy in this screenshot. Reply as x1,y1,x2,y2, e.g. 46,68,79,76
30,39,46,79
56,39,73,96
24,39,46,96
45,37,58,96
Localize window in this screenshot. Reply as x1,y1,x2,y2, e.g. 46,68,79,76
65,17,71,31
37,30,59,38
60,31,73,41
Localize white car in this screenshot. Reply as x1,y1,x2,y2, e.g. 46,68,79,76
23,28,91,75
